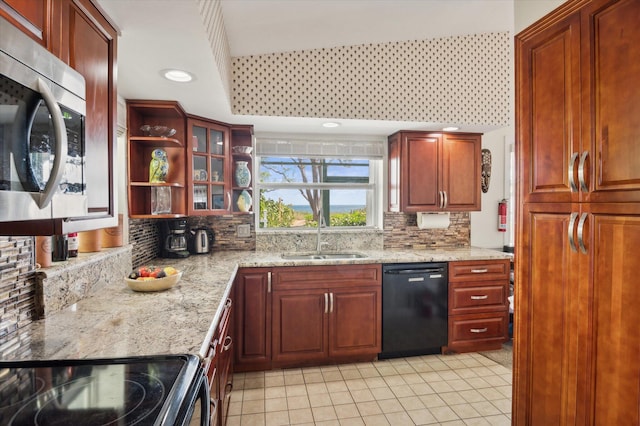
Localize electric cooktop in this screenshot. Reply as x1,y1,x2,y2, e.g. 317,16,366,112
0,354,206,426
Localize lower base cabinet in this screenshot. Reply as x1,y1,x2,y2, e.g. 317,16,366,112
203,298,233,425
445,259,510,353
234,264,382,371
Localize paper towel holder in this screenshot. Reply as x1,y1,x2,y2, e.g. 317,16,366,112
416,212,450,229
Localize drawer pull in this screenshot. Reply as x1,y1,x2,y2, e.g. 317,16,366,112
470,327,488,333
470,295,489,300
471,268,489,273
222,336,232,351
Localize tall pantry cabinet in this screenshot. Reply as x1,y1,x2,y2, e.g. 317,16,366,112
514,0,640,425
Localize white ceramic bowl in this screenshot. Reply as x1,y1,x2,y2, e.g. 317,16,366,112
232,146,253,154
125,271,182,292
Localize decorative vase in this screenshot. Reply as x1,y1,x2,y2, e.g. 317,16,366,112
149,148,168,183
234,161,251,187
236,190,252,212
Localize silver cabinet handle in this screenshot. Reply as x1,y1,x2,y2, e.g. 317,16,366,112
222,335,232,352
569,152,579,192
470,295,489,300
578,151,589,192
267,271,272,293
577,213,588,254
324,293,328,314
471,269,488,273
330,292,334,313
470,328,488,333
568,212,579,252
226,191,232,211
443,191,448,209
36,77,68,209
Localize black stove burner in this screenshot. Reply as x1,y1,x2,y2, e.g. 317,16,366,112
0,355,204,426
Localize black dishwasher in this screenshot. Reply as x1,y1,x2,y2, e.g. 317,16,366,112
380,263,448,359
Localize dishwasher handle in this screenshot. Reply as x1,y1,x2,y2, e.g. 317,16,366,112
384,268,445,275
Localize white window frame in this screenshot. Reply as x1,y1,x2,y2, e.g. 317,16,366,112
254,133,385,231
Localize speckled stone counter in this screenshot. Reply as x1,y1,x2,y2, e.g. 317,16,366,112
1,248,510,361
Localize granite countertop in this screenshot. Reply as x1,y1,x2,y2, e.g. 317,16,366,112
2,248,510,362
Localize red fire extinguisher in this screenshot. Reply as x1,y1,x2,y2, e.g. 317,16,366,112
498,199,508,232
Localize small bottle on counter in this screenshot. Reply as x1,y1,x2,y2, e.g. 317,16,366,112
68,232,78,257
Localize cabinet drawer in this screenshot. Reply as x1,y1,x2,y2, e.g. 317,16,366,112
450,283,508,314
448,313,508,347
273,264,381,291
449,259,510,282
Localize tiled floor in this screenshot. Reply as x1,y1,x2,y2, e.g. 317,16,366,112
227,352,512,426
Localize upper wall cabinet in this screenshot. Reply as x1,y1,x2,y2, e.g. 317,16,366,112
127,100,187,218
186,116,254,215
0,0,48,45
0,0,118,234
388,131,481,213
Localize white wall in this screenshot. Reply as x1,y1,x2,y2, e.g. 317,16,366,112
471,0,566,249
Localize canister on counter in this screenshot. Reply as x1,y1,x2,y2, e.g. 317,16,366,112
35,236,52,268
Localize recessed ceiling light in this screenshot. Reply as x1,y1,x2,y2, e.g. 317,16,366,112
322,122,340,128
161,69,194,83
442,126,459,131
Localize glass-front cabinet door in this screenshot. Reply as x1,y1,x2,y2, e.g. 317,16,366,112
187,118,230,214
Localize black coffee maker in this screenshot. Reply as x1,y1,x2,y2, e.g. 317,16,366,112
158,219,190,258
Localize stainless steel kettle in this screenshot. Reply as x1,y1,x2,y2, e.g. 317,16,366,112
188,227,214,254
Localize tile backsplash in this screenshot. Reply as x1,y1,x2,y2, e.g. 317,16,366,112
0,237,37,348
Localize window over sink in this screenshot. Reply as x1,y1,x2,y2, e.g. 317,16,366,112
255,134,385,230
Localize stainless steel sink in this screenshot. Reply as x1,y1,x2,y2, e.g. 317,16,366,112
281,252,368,260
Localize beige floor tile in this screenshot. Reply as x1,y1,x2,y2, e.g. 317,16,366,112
429,405,460,422
287,395,311,409
397,395,426,411
239,412,265,426
355,400,382,416
330,391,354,405
264,410,290,426
306,382,329,394
243,388,266,401
264,386,286,399
361,414,391,426
310,392,334,407
323,370,345,382
370,386,395,400
363,377,387,389
242,399,265,415
232,351,512,425
407,408,437,425
264,397,288,413
351,388,375,403
312,405,338,422
334,402,361,419
285,384,308,397
264,375,285,387
339,417,365,426
288,408,314,424
449,402,482,419
376,398,404,414
326,381,349,393
384,411,414,424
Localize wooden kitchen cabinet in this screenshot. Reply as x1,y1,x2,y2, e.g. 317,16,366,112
388,131,481,213
202,297,233,426
0,0,119,234
515,0,640,424
187,117,254,215
271,264,382,368
233,268,272,372
126,100,187,218
0,0,49,45
445,259,510,353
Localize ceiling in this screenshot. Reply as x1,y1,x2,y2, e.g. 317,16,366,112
96,0,515,136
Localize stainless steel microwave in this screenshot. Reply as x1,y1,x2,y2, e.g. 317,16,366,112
0,16,88,224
